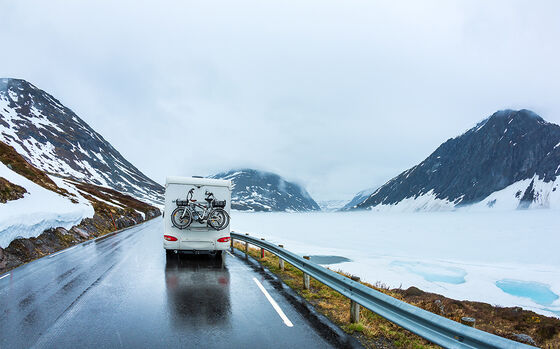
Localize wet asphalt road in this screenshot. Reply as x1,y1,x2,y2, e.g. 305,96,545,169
0,219,337,348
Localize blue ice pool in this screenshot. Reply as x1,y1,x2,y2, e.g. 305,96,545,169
390,261,467,284
496,279,559,306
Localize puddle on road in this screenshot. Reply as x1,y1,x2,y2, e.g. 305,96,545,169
496,279,559,306
308,255,352,265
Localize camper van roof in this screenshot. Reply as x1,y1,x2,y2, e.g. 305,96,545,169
165,176,231,187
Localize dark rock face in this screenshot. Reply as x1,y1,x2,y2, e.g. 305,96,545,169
0,78,163,204
0,176,27,203
211,169,320,212
350,109,560,210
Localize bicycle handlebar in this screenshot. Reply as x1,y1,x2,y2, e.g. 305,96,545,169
186,188,215,201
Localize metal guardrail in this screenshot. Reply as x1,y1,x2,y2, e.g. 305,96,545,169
231,232,535,349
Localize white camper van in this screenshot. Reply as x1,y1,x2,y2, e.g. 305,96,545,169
164,176,232,255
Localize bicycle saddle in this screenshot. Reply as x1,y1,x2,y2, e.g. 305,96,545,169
190,199,197,202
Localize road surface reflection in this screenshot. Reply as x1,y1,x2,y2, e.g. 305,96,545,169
165,254,231,328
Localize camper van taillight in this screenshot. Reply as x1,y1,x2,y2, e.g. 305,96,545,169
217,237,231,243
164,235,178,241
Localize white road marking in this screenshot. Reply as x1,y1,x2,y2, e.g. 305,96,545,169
253,277,294,327
226,250,234,257
48,246,77,258
0,273,9,280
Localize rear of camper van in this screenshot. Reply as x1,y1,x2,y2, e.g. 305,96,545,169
163,176,232,255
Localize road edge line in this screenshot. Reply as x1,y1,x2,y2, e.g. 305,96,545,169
253,277,294,328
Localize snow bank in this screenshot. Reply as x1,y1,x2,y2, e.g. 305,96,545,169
232,210,560,318
0,162,94,248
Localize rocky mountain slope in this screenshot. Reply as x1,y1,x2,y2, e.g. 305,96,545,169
211,169,320,212
0,78,163,205
0,140,160,272
348,109,560,211
342,187,376,210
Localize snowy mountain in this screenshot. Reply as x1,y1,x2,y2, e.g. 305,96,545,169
348,109,560,211
342,187,377,210
0,78,163,205
317,200,348,212
211,169,320,212
0,140,159,250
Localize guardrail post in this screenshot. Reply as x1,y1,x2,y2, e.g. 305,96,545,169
260,238,265,258
461,317,476,328
350,276,361,323
278,245,285,271
303,256,310,290
244,233,249,257
230,237,233,252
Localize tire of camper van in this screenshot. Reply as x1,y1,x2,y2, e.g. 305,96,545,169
171,207,193,229
207,209,230,230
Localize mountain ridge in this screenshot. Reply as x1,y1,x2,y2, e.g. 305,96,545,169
211,168,320,212
0,78,163,205
348,109,560,211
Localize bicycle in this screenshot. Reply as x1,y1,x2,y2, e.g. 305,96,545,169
171,188,230,231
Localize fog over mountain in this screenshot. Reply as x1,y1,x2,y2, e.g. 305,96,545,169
211,169,320,212
2,1,560,200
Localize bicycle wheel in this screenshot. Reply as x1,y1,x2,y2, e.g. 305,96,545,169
171,207,192,229
207,209,230,230
217,209,230,230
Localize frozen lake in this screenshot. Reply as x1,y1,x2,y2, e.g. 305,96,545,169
231,210,560,318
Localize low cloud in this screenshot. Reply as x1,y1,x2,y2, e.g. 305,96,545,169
1,0,559,200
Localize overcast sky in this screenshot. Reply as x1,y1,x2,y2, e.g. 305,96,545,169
1,1,560,201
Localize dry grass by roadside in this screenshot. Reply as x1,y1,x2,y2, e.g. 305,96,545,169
233,241,437,349
233,241,560,349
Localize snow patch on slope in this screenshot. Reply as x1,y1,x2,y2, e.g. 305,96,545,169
367,190,456,212
467,176,560,211
0,163,94,248
362,177,560,212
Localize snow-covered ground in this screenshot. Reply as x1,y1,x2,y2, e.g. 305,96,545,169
231,210,560,318
0,162,94,248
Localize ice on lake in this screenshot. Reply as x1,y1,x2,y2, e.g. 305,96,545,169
308,255,352,264
231,210,560,317
390,261,467,284
496,279,559,306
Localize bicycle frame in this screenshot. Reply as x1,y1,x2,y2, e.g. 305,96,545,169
188,202,212,222
179,189,216,223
